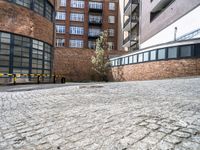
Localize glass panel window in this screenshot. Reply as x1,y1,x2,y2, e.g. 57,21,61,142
56,25,66,33
60,0,66,6
125,57,128,64
46,2,53,21
56,12,66,20
138,53,143,62
69,40,84,48
34,0,44,16
158,48,166,60
33,40,44,50
89,2,102,9
150,50,156,61
88,41,96,49
71,0,84,8
16,0,31,8
180,45,192,57
56,39,65,47
109,3,115,10
70,26,84,35
89,15,102,24
129,56,133,64
1,33,11,44
168,47,178,59
70,13,84,22
88,28,101,37
133,55,138,63
144,52,149,62
108,42,114,51
108,29,115,37
108,16,115,23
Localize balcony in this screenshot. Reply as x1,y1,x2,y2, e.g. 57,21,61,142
89,18,102,26
123,35,138,47
123,16,138,31
89,2,103,13
88,32,101,39
124,0,139,16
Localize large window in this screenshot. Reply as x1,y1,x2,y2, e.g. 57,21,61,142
158,48,166,60
89,2,102,9
150,50,156,61
56,25,66,34
8,0,54,21
69,40,84,48
0,31,52,75
70,26,84,35
168,47,178,59
108,42,114,51
180,45,192,57
71,0,84,8
56,12,66,20
70,13,84,22
109,3,115,10
144,52,149,62
108,16,115,24
56,39,65,47
60,0,66,7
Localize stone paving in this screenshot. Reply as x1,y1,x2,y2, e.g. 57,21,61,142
0,77,200,150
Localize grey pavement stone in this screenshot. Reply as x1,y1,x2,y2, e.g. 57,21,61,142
0,77,200,149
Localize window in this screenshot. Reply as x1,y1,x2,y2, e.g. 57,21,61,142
150,50,156,61
158,49,166,60
56,39,65,47
138,53,143,62
133,55,138,63
180,45,192,57
69,40,84,48
16,0,31,8
56,12,66,20
144,52,149,62
108,42,114,51
109,3,115,10
46,2,53,21
168,47,178,59
108,16,115,23
89,2,102,9
70,13,84,22
34,0,44,16
60,0,66,6
108,29,115,37
89,15,102,24
129,56,133,64
56,25,66,34
71,0,84,8
125,57,128,65
88,28,101,37
88,41,96,49
70,26,84,35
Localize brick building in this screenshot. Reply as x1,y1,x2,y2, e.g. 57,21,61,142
55,0,119,50
0,0,55,83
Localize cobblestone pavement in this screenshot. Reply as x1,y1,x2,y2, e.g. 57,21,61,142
0,78,200,150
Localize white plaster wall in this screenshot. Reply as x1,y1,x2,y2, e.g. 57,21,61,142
140,5,200,49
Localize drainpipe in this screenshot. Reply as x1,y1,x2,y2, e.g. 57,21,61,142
174,27,177,41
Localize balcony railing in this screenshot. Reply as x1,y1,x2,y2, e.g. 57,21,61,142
89,2,103,12
89,17,102,26
124,0,139,13
123,16,138,28
88,31,101,39
123,35,138,45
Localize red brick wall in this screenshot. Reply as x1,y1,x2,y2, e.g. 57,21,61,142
53,48,127,81
0,1,54,45
110,59,200,81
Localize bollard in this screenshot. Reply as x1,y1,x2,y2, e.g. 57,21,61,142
37,75,40,84
13,74,16,85
53,75,56,84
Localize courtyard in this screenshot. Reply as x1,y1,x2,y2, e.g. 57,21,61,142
0,77,200,150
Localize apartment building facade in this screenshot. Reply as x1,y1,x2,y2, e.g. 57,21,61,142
110,0,200,81
118,0,139,52
0,0,55,83
55,0,119,51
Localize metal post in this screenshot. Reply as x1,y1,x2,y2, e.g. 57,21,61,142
13,74,16,85
53,75,56,84
37,75,40,84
